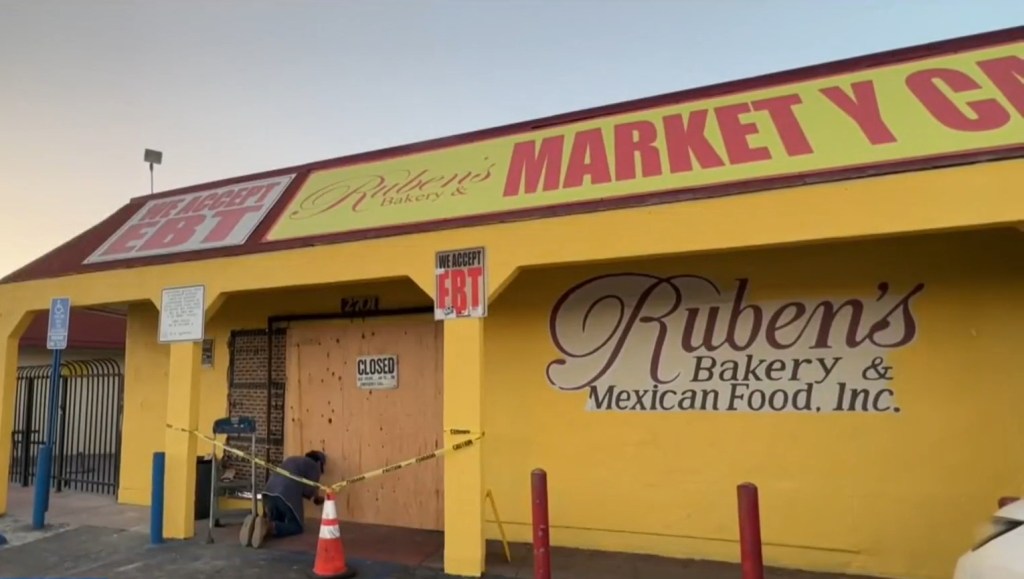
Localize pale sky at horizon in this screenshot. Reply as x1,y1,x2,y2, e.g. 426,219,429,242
1,0,1021,277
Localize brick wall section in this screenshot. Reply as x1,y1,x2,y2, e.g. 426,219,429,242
225,328,287,491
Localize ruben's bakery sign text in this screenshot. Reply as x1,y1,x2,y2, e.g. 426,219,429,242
545,274,925,413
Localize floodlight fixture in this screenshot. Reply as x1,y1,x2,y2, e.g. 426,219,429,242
144,148,163,194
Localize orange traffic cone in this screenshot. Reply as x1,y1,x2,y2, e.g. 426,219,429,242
312,493,356,578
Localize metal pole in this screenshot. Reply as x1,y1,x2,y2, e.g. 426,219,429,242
149,162,154,195
55,378,68,493
31,446,51,529
531,468,551,579
151,452,165,544
45,351,62,445
737,483,765,579
206,449,216,544
32,351,63,527
20,378,35,487
250,432,257,516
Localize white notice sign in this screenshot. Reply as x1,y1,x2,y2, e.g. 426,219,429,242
159,285,206,343
356,355,398,390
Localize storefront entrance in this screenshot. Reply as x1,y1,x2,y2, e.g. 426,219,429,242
283,316,444,530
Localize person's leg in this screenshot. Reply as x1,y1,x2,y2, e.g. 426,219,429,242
239,497,267,547
253,495,302,547
273,504,304,538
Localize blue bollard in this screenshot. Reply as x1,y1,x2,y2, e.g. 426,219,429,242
32,445,53,529
151,451,165,544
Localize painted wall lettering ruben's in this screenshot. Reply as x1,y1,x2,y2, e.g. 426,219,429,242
264,43,1023,242
545,274,926,413
86,175,295,263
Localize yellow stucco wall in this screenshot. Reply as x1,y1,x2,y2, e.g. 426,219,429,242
118,302,169,505
481,228,1024,579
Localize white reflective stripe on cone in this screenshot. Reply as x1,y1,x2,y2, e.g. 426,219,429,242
322,500,338,520
319,524,342,539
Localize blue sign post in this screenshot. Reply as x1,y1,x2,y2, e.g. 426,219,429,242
32,297,70,529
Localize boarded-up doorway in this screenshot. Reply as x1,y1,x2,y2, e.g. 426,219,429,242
283,316,443,530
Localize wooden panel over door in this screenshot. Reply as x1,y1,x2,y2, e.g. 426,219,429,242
283,316,444,530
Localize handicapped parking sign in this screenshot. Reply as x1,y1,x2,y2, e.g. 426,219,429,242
46,297,71,351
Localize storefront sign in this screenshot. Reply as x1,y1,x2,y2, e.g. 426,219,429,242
86,175,295,263
434,247,487,320
159,284,205,343
264,41,1021,242
356,355,398,390
545,274,926,413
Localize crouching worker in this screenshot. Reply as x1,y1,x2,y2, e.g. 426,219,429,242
240,450,327,548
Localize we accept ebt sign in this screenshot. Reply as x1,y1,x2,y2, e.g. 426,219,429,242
544,274,925,414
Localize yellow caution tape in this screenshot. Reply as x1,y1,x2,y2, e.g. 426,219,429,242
166,423,483,495
329,433,482,492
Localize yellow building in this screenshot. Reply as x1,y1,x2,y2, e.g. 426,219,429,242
1,27,1022,579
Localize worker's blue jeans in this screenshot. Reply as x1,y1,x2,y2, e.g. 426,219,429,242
262,494,303,537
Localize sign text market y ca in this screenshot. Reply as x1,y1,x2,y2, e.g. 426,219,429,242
265,42,1022,241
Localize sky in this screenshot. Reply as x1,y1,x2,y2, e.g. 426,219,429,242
0,0,1021,277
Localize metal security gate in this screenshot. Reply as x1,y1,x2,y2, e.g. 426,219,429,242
7,359,124,495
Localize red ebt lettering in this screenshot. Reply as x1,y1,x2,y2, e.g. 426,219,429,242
202,206,263,243
436,266,484,315
97,222,157,257
137,215,205,252
465,266,483,311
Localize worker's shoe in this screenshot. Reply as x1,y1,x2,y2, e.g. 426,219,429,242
251,514,270,548
239,513,256,547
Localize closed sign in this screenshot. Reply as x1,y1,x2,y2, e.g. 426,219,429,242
356,355,398,390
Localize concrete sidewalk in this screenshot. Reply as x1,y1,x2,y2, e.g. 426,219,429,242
0,487,888,579
0,524,448,579
0,528,886,579
0,523,885,579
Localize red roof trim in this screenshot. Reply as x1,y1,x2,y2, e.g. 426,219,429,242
19,309,126,350
3,26,1021,285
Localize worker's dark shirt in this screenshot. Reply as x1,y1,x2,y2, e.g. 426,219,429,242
263,456,322,523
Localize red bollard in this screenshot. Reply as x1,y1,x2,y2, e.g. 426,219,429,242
532,468,551,579
737,482,765,579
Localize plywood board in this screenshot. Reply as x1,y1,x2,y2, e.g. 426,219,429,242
283,316,444,530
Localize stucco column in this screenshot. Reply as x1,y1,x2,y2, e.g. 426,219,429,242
0,326,21,515
0,311,33,516
443,317,486,577
162,341,202,539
